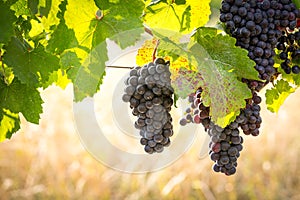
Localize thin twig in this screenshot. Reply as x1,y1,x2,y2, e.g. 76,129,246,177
152,39,160,61
106,66,134,69
144,26,153,36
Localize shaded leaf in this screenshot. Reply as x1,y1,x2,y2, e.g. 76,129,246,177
60,51,81,82
0,78,43,124
0,2,17,43
4,37,60,87
47,20,79,54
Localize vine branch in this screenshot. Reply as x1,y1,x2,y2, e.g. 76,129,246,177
106,66,134,69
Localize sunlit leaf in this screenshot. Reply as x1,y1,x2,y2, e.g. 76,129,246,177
0,109,20,142
143,0,211,34
266,80,296,113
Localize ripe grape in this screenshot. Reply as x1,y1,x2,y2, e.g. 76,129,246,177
122,58,174,153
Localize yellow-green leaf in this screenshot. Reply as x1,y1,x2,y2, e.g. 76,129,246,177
266,80,296,113
143,0,211,34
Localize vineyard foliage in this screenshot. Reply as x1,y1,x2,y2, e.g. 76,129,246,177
0,0,299,141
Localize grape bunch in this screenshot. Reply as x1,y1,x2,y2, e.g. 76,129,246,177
220,0,299,85
179,0,299,175
209,122,243,175
122,58,174,154
180,87,245,175
277,29,300,74
237,92,262,136
179,88,210,130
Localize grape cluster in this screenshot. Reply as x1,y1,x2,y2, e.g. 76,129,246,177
209,122,243,175
237,92,262,136
220,0,299,84
122,58,174,154
180,88,210,130
277,29,300,74
180,87,246,175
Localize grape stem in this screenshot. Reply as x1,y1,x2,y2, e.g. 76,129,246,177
144,26,153,36
106,65,134,69
152,39,160,62
143,26,160,61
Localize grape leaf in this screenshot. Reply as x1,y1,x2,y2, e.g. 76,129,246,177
64,0,144,101
11,0,31,16
38,0,53,17
65,0,144,50
43,69,71,89
192,30,259,127
143,0,211,34
0,2,17,43
171,67,203,97
60,51,81,82
292,0,300,9
74,43,108,101
0,109,20,142
39,0,62,30
47,0,79,55
266,80,296,113
193,28,259,81
156,28,258,127
47,21,79,55
28,0,39,15
3,37,60,87
0,78,43,124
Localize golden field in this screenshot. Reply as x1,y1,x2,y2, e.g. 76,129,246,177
0,83,300,200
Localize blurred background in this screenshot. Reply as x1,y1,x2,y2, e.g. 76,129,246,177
1,0,300,199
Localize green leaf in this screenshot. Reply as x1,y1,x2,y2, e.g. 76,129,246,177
266,79,296,113
3,37,60,87
143,0,211,34
190,43,252,128
194,27,218,38
156,28,258,127
193,28,259,81
11,0,32,16
60,51,81,82
292,0,300,9
39,0,62,31
43,69,71,89
65,0,144,50
0,2,17,43
171,68,204,97
39,0,53,17
73,43,107,101
28,0,39,15
0,78,43,124
0,109,20,142
46,0,78,55
193,30,259,127
65,0,144,101
47,20,79,55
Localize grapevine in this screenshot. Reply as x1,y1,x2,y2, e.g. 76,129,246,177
0,0,300,177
